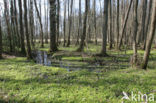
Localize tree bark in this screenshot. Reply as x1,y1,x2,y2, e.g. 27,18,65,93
109,0,113,49
4,0,13,52
116,0,120,49
101,0,109,56
0,15,2,58
63,0,67,47
132,0,139,64
34,0,44,48
24,0,32,59
77,0,88,52
49,0,58,52
18,0,26,55
142,0,156,70
118,0,133,50
56,0,60,45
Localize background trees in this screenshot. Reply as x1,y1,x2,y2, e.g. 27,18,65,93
0,0,155,69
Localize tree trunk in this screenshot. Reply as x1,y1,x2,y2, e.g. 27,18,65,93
49,0,58,52
77,0,88,52
76,0,82,45
0,15,2,58
34,0,44,48
116,0,120,49
109,0,113,49
18,0,26,55
142,0,156,70
24,0,32,59
63,0,67,47
118,0,133,50
4,0,13,52
93,0,97,45
29,0,35,47
100,0,109,56
132,0,139,65
67,0,73,47
56,0,60,45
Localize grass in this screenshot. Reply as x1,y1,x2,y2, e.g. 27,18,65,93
0,44,156,103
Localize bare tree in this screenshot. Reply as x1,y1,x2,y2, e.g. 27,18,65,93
100,0,109,56
56,0,60,45
77,0,88,51
34,0,44,48
24,0,32,59
142,0,156,70
132,0,139,64
116,0,120,49
4,0,13,52
0,15,2,58
49,0,58,52
18,0,26,55
63,0,67,47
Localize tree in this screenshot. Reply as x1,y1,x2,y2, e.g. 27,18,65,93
118,0,133,49
18,0,26,55
49,0,58,52
142,0,156,70
0,15,2,59
116,0,120,49
24,0,32,59
34,0,44,48
76,0,82,45
4,0,13,52
67,0,73,47
56,0,60,45
109,0,113,49
132,0,139,64
77,0,88,51
100,0,109,56
29,0,35,46
93,0,97,45
63,0,67,47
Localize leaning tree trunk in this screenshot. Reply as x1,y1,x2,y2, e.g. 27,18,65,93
100,0,109,56
0,15,2,58
132,0,139,65
34,0,44,48
18,0,26,55
142,0,156,70
118,0,133,50
77,0,88,52
49,0,58,52
24,0,32,59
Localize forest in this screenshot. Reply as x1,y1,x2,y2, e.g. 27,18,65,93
0,0,156,102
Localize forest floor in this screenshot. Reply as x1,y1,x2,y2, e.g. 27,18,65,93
0,44,156,103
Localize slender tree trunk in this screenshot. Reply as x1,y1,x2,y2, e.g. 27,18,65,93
24,0,32,59
56,0,60,45
93,0,97,45
18,0,26,55
101,0,109,56
116,0,120,49
109,0,113,49
143,0,152,50
76,0,82,45
49,0,58,52
29,0,34,47
0,15,2,58
77,0,88,52
63,0,67,47
118,0,133,50
34,0,44,48
132,0,139,64
67,0,73,47
4,0,13,52
142,0,156,70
